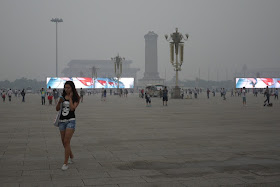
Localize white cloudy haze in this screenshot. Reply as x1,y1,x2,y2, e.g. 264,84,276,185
0,0,279,81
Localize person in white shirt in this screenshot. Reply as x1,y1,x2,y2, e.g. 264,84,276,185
7,89,13,102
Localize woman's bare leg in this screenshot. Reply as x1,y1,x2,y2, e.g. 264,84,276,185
63,129,74,165
60,130,74,160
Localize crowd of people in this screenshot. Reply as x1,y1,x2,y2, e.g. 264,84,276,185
0,88,26,102
139,86,279,108
1,86,278,108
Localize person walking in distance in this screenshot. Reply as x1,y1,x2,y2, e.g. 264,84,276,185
103,89,107,101
223,88,226,100
80,88,85,103
159,88,163,98
125,89,128,97
181,88,184,99
7,89,12,102
162,86,168,106
21,89,26,102
1,90,6,102
56,81,80,171
194,88,198,99
207,88,210,99
145,91,151,107
242,87,247,106
274,89,278,100
40,88,46,105
264,86,270,106
48,90,53,105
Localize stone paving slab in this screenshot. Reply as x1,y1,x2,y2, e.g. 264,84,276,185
0,93,280,186
119,181,186,187
180,177,245,187
0,183,20,187
83,176,146,186
19,181,53,187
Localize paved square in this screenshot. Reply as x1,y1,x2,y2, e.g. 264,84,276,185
0,93,280,186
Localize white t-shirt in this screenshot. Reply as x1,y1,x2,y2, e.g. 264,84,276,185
47,89,52,96
7,90,13,96
242,89,246,97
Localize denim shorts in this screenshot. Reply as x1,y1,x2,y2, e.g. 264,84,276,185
58,120,76,131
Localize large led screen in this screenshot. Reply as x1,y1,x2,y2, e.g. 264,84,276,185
47,77,94,89
95,78,134,88
236,78,280,88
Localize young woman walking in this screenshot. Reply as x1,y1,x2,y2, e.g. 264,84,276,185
56,81,80,170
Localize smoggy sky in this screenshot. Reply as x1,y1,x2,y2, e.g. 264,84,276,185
0,0,279,81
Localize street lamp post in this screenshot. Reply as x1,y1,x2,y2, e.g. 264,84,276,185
89,66,99,88
90,66,98,79
165,28,189,98
111,54,125,94
51,18,63,77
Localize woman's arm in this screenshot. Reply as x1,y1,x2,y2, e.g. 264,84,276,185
56,97,64,111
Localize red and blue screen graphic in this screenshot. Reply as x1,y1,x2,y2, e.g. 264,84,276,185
236,78,280,88
94,78,134,88
47,77,94,89
47,77,134,89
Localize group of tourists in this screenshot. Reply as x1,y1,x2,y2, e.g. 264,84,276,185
235,86,277,107
40,87,60,105
140,85,279,108
1,88,26,102
40,87,133,106
144,86,169,107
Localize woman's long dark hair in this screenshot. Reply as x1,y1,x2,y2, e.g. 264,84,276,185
62,81,80,103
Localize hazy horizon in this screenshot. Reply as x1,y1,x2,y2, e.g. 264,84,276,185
1,0,280,82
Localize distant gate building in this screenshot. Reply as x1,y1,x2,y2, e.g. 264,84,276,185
61,60,140,88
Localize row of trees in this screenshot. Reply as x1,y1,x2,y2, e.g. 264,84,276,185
166,78,235,89
0,78,45,91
